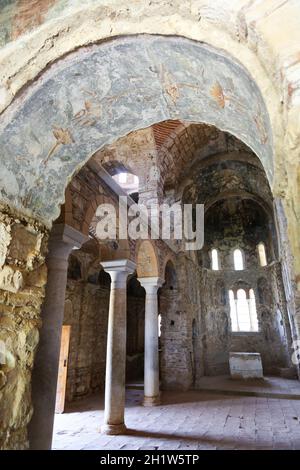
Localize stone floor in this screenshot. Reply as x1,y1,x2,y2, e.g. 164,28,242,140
52,387,300,450
196,375,300,399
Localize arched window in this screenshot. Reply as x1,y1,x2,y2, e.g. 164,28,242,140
112,172,139,194
257,242,267,267
211,248,219,270
158,314,162,338
236,289,251,331
229,288,259,332
249,289,259,331
233,248,244,270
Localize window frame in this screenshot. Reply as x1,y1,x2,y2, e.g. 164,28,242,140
211,248,220,271
229,287,259,333
233,248,245,271
257,242,267,267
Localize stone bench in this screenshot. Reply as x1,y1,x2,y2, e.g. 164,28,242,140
229,352,263,379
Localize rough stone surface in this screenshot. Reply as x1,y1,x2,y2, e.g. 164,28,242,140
0,206,48,450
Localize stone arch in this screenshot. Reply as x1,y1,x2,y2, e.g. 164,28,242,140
87,194,131,261
0,35,273,227
136,240,159,278
84,194,115,236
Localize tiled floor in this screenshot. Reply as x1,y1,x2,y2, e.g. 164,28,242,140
52,387,300,450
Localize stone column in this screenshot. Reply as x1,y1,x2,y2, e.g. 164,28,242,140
101,259,136,435
28,224,88,450
139,276,163,406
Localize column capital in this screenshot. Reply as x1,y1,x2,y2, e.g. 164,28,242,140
47,224,89,262
101,259,136,289
138,276,164,293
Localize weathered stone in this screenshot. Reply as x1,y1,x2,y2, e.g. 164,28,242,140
0,266,23,293
26,264,47,288
0,207,48,450
8,224,41,269
0,371,6,390
0,222,11,269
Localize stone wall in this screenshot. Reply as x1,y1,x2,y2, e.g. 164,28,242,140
62,249,109,402
63,279,109,402
0,206,48,449
200,264,293,377
159,256,201,390
126,295,145,382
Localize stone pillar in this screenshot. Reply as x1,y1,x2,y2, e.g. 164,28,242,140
139,276,163,406
101,259,136,435
28,224,88,450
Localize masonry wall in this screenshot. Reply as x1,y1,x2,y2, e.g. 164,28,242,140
0,207,48,450
200,264,293,377
159,256,202,391
63,279,109,402
126,295,145,382
199,201,292,376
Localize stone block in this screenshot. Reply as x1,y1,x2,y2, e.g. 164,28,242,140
229,352,263,379
8,224,40,268
0,266,23,293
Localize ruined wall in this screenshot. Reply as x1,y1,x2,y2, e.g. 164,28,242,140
159,256,202,391
63,250,109,402
126,289,145,382
200,263,292,377
197,191,292,377
0,206,48,449
64,279,109,401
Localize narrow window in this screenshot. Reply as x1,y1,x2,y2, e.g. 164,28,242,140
229,290,238,332
258,242,267,267
158,314,162,338
249,289,259,331
233,249,244,270
211,248,219,270
236,289,251,331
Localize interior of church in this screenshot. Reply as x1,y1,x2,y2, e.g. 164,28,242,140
0,0,300,453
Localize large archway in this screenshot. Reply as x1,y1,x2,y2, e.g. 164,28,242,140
0,35,273,225
0,22,299,451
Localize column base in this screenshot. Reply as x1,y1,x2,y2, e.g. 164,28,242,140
143,395,161,407
101,423,127,435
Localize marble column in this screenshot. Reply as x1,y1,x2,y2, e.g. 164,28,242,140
101,259,136,435
139,277,163,406
29,224,88,450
